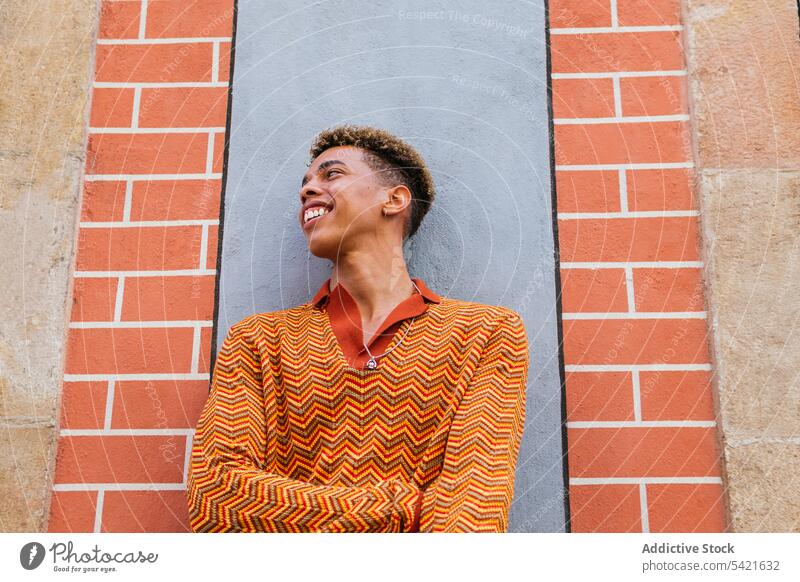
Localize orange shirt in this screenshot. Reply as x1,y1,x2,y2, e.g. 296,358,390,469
311,277,441,370
187,281,529,532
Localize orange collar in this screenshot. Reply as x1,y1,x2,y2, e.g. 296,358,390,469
311,277,441,308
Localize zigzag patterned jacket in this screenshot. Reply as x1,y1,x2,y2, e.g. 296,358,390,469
186,292,529,533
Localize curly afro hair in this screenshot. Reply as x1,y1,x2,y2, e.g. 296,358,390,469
309,124,435,240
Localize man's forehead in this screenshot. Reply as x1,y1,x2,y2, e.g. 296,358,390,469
309,145,363,167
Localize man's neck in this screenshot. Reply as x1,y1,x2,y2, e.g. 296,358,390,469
330,244,415,322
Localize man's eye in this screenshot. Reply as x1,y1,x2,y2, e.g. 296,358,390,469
327,169,342,178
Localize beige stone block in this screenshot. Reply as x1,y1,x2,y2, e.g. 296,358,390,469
725,441,800,531
0,426,56,532
685,0,800,168
698,169,800,437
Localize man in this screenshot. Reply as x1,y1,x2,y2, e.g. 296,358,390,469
187,125,529,532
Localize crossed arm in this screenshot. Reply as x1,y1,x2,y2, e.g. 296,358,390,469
186,312,528,533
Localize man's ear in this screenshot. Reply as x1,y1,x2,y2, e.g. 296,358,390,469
383,184,412,216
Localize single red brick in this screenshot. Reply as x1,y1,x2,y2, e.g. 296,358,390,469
563,318,710,365
76,225,202,271
558,217,700,262
627,168,694,211
102,490,190,532
70,277,118,321
81,181,127,222
569,484,642,532
647,483,727,532
550,32,684,74
54,435,186,483
139,87,228,127
130,180,221,221
556,170,620,213
112,380,209,429
86,133,208,175
47,491,98,532
95,43,213,83
617,0,682,26
206,224,218,270
640,371,715,421
90,88,135,127
145,0,234,38
560,268,629,312
554,121,690,165
633,267,704,312
65,327,194,375
567,426,721,477
121,276,215,321
549,0,612,28
198,326,213,374
566,371,634,421
212,131,225,172
60,382,108,429
218,41,231,82
99,0,141,39
620,76,686,116
553,78,616,118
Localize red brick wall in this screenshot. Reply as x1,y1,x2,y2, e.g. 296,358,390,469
48,0,726,532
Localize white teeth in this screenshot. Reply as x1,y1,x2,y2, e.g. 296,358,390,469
304,207,329,223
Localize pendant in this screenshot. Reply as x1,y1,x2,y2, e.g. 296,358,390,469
366,357,378,370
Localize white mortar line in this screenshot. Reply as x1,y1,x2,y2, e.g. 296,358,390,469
566,420,716,428
95,82,230,89
556,162,693,171
612,75,623,118
122,180,133,222
554,114,688,124
60,429,196,436
205,132,215,174
550,25,682,34
64,373,210,381
70,320,213,329
74,269,216,278
565,364,712,373
182,434,194,485
80,219,219,227
103,380,115,431
570,477,722,485
639,483,650,533
191,325,201,374
212,41,220,83
557,210,698,219
618,168,628,212
199,223,209,270
89,127,225,134
93,489,105,533
632,369,642,421
138,0,148,39
53,483,186,492
113,276,125,322
552,70,687,80
98,36,232,45
624,266,636,312
610,0,619,28
85,173,223,181
561,312,706,320
131,87,141,128
561,261,703,269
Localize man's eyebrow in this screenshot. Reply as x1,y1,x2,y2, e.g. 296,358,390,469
301,159,346,187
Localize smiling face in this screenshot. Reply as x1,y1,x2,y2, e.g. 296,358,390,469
299,145,405,260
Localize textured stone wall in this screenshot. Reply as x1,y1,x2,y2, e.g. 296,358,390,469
684,0,800,531
0,0,98,531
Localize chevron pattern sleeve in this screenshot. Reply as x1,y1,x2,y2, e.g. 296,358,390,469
417,311,529,532
186,320,422,532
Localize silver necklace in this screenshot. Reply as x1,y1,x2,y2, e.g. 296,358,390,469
363,279,422,370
